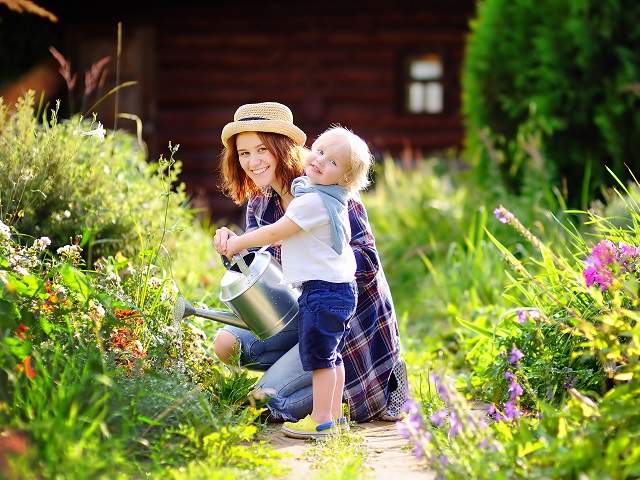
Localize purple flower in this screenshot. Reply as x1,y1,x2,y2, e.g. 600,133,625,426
487,403,505,422
447,410,463,438
412,442,425,460
402,400,425,432
617,242,640,270
396,420,411,440
508,346,524,365
591,240,616,265
517,309,527,323
583,263,613,291
582,240,619,291
430,409,447,427
494,206,514,224
503,400,520,420
430,373,450,404
509,380,524,400
505,370,524,401
402,399,420,416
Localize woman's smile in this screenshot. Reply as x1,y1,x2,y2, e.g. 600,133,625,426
236,132,278,188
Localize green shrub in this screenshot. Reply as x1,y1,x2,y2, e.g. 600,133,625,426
0,91,222,302
363,157,564,333
463,0,640,203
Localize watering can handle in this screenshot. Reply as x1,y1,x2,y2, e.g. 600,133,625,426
221,245,271,269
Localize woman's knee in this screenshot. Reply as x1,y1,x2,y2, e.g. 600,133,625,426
214,330,240,364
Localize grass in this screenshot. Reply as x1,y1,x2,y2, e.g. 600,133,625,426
305,430,370,480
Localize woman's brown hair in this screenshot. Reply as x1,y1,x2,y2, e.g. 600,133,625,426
220,132,305,205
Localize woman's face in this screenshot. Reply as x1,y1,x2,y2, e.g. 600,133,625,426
236,132,278,189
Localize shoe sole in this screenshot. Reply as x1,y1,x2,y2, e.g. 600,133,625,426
281,425,335,439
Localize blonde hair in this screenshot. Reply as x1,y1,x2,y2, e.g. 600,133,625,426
312,126,372,193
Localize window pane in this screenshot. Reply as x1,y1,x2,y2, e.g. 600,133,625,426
410,55,442,80
408,82,424,113
425,82,443,113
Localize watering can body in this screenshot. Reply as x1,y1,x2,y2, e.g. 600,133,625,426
174,250,300,339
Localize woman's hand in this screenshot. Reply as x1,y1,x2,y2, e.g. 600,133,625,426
213,227,236,255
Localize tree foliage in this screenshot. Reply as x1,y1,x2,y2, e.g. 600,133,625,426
463,0,640,204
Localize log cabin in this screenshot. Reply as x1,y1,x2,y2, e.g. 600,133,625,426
3,0,476,224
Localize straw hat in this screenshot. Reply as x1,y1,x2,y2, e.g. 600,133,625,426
221,102,307,147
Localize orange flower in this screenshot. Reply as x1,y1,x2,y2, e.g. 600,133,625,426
15,324,29,340
114,308,140,319
42,281,66,313
16,356,35,379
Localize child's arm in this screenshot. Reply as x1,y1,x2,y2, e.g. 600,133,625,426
224,216,301,257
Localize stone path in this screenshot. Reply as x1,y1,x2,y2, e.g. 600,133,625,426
261,420,434,479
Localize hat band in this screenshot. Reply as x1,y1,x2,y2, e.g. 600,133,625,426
239,116,268,121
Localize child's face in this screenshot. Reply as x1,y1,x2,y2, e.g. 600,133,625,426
306,133,349,186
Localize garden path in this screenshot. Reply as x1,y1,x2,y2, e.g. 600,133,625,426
261,420,434,479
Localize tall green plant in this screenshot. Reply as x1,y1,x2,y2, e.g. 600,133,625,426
463,0,640,203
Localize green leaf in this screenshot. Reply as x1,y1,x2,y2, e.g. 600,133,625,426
39,316,53,335
0,299,20,324
136,415,162,426
20,274,43,297
59,263,92,303
455,316,494,338
3,336,30,357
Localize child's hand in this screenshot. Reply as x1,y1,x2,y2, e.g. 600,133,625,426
225,236,243,258
213,227,236,255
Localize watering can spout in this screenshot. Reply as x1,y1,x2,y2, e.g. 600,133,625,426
173,296,247,329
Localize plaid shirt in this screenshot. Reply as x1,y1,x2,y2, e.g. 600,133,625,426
246,189,401,422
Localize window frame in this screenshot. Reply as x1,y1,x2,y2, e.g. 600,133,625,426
398,49,451,116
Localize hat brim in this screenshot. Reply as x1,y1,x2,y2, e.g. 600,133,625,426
221,119,306,147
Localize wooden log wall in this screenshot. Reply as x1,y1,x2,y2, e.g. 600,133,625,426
57,0,475,223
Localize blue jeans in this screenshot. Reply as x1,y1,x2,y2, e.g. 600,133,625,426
218,311,312,422
298,280,357,371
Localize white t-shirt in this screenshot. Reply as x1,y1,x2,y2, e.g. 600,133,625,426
282,192,356,285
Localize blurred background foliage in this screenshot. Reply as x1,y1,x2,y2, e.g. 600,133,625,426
463,0,640,206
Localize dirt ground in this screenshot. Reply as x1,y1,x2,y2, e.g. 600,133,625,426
261,420,434,479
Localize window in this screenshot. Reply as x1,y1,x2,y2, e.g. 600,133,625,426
405,54,444,114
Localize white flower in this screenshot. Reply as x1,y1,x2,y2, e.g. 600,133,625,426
161,280,179,301
0,220,10,243
32,236,51,252
81,122,106,140
57,244,83,264
57,244,81,256
106,271,120,284
88,299,106,322
21,169,35,182
13,265,29,276
147,277,163,289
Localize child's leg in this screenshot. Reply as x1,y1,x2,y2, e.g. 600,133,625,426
311,367,336,424
331,362,345,419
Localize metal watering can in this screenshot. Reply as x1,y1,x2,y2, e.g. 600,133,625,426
173,249,300,339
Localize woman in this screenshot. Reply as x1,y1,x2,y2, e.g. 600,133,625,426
213,102,408,422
